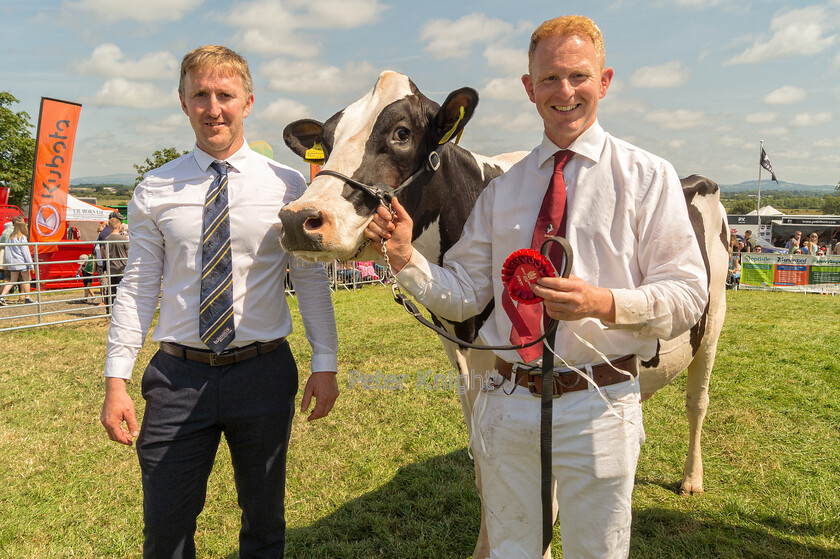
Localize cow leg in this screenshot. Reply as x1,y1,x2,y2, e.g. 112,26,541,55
681,344,713,495
438,339,495,559
681,289,725,495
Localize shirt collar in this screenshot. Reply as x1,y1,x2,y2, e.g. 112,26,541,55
192,139,252,174
537,120,607,168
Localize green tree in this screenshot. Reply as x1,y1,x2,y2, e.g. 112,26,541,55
0,92,36,207
133,147,188,185
725,198,756,215
822,182,840,214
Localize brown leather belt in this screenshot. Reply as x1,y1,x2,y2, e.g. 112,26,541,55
495,354,638,397
159,337,286,367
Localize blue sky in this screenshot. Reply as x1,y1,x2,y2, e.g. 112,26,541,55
3,0,840,186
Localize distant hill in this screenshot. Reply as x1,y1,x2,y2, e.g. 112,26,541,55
70,174,135,186
720,180,836,194
66,175,837,193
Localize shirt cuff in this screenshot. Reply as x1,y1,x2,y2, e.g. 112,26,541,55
394,249,434,295
104,356,137,380
311,353,338,374
607,288,649,332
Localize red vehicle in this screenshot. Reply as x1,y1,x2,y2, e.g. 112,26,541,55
0,186,25,224
1,185,114,290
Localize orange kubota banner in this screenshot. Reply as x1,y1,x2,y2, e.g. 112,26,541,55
29,97,82,253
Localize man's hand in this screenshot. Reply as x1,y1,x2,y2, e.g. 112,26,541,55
531,274,616,323
101,377,139,446
300,371,339,421
363,197,414,272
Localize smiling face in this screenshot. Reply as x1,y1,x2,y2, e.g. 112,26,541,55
180,66,254,160
522,33,613,148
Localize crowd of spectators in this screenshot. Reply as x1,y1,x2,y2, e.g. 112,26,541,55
728,227,840,288
774,229,840,256
1,212,129,310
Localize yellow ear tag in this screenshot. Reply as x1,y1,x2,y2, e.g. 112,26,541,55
438,105,465,145
304,141,325,164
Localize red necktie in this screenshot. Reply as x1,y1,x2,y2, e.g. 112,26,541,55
504,150,573,363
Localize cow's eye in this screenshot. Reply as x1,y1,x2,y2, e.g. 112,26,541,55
393,127,410,142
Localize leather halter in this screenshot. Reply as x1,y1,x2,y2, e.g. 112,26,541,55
316,146,443,208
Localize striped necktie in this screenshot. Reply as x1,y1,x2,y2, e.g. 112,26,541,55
199,161,235,354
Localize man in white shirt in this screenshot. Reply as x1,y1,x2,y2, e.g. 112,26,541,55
100,45,338,558
366,16,707,559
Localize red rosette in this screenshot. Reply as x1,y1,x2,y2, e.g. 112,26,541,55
501,248,557,304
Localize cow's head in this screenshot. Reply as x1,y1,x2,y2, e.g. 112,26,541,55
279,71,477,262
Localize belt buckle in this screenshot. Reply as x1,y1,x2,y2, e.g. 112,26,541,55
526,370,562,399
526,370,580,398
208,352,221,366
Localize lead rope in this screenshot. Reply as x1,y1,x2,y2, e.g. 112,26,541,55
380,201,397,274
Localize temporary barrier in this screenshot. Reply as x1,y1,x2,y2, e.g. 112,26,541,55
2,239,393,332
0,239,126,332
740,253,840,293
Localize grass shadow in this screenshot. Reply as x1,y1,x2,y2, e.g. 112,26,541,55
632,507,840,559
281,448,481,559
635,475,685,495
226,452,839,559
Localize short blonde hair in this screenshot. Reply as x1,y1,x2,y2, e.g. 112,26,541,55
178,45,253,97
528,16,606,72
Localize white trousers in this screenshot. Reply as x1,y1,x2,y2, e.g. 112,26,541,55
472,375,645,559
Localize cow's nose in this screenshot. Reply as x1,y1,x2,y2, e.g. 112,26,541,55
278,206,328,252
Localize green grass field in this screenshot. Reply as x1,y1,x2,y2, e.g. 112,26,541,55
1,288,838,558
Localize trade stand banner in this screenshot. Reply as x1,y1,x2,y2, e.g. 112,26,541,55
740,253,840,293
29,97,82,253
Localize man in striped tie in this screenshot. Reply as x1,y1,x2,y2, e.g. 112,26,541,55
100,45,338,558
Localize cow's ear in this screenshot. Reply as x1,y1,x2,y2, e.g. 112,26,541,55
283,119,324,160
434,87,479,145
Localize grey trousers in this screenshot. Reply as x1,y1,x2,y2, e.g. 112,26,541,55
136,342,298,558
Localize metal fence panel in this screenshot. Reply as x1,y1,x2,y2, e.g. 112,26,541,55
2,240,393,332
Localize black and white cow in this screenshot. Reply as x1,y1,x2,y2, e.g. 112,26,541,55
280,71,729,557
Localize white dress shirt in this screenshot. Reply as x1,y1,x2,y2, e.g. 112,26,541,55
396,121,708,366
105,142,338,379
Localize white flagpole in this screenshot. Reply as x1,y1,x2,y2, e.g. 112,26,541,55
757,140,763,240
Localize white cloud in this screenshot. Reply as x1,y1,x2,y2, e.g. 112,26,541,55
483,44,527,76
719,135,751,149
727,6,838,64
134,113,187,136
88,78,178,108
227,0,386,31
670,0,738,6
231,29,317,58
297,0,387,29
763,85,807,105
814,137,840,148
75,44,178,80
226,0,386,57
791,112,833,127
644,109,706,129
629,61,690,88
420,13,515,59
258,98,311,125
261,59,379,97
474,107,541,134
598,95,646,115
65,0,203,22
761,126,790,136
745,112,778,124
606,78,625,95
481,77,526,101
